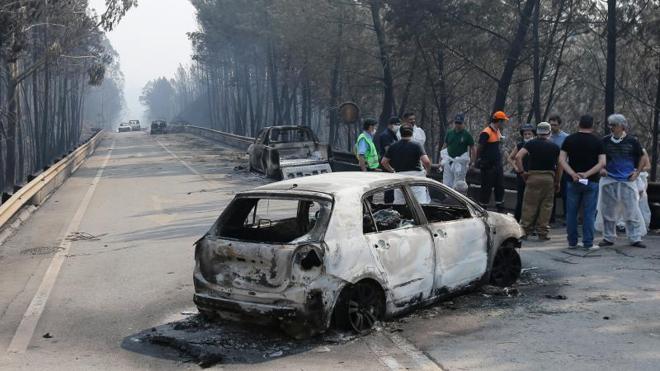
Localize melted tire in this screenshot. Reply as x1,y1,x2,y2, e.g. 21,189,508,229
333,282,384,334
490,247,522,287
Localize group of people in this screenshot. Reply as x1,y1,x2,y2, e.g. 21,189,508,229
499,112,651,249
354,109,652,250
356,112,431,177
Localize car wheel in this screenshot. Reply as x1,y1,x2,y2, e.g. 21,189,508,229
334,281,384,334
490,247,521,287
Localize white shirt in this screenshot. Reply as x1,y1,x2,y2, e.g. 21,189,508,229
397,125,426,147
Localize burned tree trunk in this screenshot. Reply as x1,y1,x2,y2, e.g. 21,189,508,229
651,56,660,182
605,0,617,118
492,0,536,112
369,0,396,129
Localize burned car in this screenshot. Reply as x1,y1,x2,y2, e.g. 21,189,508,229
150,120,167,134
193,172,523,338
247,126,332,179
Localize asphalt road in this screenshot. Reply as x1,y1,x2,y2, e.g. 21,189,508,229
1,131,659,370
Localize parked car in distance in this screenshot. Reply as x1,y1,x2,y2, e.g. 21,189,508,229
150,120,167,134
193,172,523,338
247,125,332,179
129,119,141,131
118,123,132,133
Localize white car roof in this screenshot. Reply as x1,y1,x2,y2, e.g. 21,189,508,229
254,172,433,196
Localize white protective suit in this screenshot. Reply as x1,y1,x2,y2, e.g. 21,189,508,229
393,170,430,205
440,148,470,194
595,176,647,242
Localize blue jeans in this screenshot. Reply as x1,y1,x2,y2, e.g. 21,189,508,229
565,181,599,247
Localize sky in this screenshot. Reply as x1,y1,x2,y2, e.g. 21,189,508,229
89,0,197,122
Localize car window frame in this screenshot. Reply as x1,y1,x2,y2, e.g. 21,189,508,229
406,181,483,220
361,182,427,235
212,193,334,243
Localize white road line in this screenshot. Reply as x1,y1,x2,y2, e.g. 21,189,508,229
6,140,114,354
366,337,406,371
156,136,444,371
154,138,216,188
387,332,444,371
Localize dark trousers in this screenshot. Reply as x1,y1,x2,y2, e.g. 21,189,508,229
550,173,568,222
479,165,504,207
514,174,526,221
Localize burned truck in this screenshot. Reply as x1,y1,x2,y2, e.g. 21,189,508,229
247,126,331,179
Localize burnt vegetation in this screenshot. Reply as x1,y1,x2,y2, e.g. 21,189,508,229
141,0,660,178
0,0,135,197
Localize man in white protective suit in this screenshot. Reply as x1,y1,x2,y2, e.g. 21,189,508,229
441,113,475,194
596,114,647,248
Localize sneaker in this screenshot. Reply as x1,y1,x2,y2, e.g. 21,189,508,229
568,244,579,249
587,245,600,251
631,241,646,248
598,240,614,247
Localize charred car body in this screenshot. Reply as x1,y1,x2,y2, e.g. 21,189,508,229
194,173,523,338
150,120,167,134
247,126,332,179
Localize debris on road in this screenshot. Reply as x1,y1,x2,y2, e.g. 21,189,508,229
66,232,106,241
42,333,53,339
544,294,567,300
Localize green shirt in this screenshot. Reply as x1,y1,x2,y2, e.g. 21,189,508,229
445,129,474,158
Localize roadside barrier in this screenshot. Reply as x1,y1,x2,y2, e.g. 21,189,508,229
0,130,104,229
184,125,252,151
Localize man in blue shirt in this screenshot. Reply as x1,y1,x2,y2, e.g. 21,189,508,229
598,114,646,248
356,118,379,171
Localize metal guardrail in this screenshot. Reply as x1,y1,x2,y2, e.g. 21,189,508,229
0,130,104,229
184,125,253,151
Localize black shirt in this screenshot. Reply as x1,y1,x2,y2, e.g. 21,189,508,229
376,128,398,159
516,142,530,171
561,132,605,182
478,131,502,167
384,140,426,172
523,138,559,171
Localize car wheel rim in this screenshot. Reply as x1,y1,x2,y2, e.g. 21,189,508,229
491,248,521,287
347,283,381,333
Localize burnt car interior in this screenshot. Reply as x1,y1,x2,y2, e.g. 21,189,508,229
363,184,472,233
415,185,472,223
363,187,418,233
216,197,327,243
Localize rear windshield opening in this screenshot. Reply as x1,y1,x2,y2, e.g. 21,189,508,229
216,197,331,243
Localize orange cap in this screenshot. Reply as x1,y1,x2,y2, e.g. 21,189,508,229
492,111,510,121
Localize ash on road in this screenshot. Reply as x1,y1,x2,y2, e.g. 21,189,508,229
1,132,659,370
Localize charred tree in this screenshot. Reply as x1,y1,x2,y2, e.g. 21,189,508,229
492,0,536,112
605,0,617,118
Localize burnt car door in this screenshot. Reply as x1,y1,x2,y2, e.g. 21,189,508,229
408,183,488,290
362,185,435,305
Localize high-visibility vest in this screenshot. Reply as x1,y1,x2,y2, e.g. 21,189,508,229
355,132,379,169
480,126,501,143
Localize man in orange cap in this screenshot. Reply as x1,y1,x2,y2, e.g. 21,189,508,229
475,111,509,212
